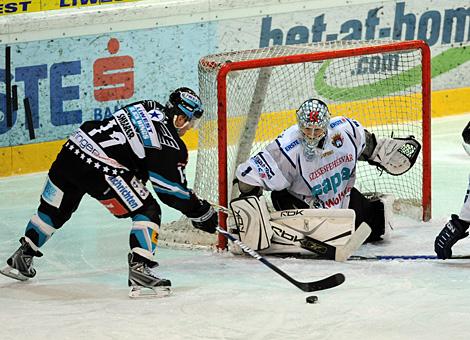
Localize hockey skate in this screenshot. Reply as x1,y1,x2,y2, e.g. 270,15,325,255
128,252,171,298
0,237,43,281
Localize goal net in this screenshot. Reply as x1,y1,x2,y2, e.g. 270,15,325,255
163,40,431,249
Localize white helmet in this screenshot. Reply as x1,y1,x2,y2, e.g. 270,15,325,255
296,99,330,160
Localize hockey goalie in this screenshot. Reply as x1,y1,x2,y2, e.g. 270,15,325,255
228,98,421,260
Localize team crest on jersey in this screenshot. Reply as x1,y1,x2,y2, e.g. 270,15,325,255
149,109,166,122
331,133,344,148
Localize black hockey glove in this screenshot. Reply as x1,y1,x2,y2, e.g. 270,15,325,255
189,200,218,234
434,214,470,259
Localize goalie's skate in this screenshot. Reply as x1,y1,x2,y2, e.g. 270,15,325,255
128,252,171,299
0,237,42,281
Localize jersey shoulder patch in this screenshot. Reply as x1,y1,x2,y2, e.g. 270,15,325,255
126,103,160,148
329,116,348,129
276,125,301,153
328,116,365,155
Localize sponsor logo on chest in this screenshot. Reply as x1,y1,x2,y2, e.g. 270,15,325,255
309,154,354,181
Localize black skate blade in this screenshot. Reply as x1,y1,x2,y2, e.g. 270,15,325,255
0,265,30,281
128,285,171,299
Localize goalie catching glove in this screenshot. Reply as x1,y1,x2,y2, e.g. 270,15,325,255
362,132,421,176
188,199,218,234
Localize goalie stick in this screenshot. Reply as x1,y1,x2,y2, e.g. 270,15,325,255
216,227,345,292
348,254,470,261
298,222,372,261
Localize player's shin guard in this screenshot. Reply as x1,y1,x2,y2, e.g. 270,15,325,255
24,212,58,249
129,218,160,259
128,218,170,297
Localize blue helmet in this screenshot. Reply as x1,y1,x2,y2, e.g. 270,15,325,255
167,87,203,120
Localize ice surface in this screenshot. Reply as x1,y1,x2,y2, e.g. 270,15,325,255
1,114,470,340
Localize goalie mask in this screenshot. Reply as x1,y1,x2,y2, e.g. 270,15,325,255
296,99,331,160
167,87,204,131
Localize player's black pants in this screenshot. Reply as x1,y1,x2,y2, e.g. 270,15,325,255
271,188,384,242
25,141,161,248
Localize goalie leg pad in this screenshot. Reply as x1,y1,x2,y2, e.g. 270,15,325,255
380,194,394,241
229,196,273,251
270,208,355,247
349,189,394,242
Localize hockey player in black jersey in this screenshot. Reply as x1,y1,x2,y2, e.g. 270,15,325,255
0,87,217,298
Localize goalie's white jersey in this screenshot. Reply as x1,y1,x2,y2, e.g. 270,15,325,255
236,116,366,209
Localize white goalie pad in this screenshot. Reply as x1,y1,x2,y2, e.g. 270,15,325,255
369,136,421,176
229,196,273,251
380,194,395,241
269,208,356,250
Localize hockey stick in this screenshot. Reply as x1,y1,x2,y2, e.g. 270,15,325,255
348,254,470,261
211,201,231,214
216,227,345,292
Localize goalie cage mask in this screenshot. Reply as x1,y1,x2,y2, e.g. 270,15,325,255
296,99,331,160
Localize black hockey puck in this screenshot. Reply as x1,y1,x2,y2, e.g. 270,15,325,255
306,295,318,304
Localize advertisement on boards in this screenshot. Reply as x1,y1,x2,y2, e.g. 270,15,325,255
0,0,469,158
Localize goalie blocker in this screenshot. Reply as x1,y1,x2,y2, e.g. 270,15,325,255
228,195,389,260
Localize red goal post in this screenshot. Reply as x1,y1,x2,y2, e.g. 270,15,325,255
196,40,431,248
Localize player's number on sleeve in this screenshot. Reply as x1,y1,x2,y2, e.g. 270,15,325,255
88,120,127,148
177,165,186,183
99,131,127,148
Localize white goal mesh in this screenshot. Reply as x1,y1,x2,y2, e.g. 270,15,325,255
163,40,431,248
